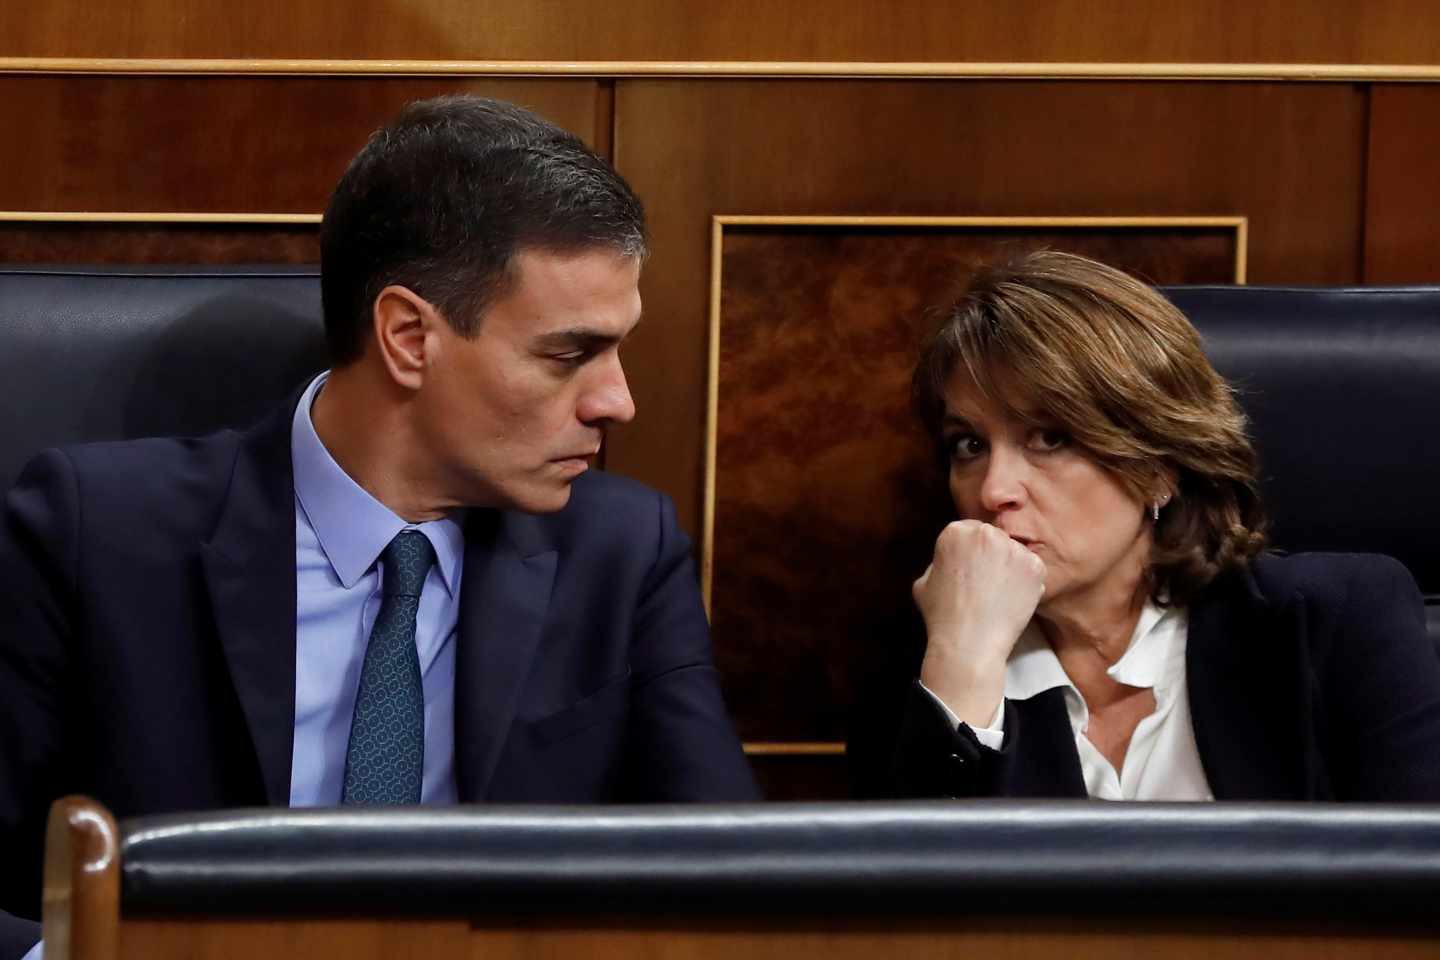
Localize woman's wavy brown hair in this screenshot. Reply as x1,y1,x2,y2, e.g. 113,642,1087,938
913,250,1267,605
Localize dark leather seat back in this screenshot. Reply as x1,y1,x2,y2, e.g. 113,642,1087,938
1164,287,1440,630
0,265,326,491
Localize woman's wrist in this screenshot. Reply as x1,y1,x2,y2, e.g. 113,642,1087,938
919,644,1007,729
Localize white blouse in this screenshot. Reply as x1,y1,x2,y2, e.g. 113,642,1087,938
926,601,1214,800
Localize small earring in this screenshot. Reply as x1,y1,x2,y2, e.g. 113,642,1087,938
1152,502,1160,521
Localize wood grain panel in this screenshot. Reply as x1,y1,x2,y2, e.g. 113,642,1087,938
6,0,1440,64
0,221,318,263
612,80,1365,545
121,917,474,958
748,753,852,801
1364,85,1440,282
118,915,1440,960
0,76,600,214
709,223,1240,742
44,797,120,960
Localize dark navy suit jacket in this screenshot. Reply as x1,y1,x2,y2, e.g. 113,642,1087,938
0,396,757,955
855,553,1440,802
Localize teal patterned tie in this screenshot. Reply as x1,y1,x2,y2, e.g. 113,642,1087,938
341,530,434,805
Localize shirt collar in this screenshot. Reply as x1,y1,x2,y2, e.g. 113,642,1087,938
290,372,463,595
1005,621,1073,702
1004,599,1185,701
1107,601,1184,690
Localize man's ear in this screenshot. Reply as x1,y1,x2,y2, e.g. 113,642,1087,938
371,285,442,391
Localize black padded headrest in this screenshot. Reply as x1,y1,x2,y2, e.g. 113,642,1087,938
1164,286,1440,597
118,802,1440,919
0,265,326,491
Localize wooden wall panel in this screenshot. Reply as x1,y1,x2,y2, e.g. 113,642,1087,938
611,80,1366,547
6,0,1440,64
1364,85,1440,282
0,77,601,213
117,914,1440,960
0,222,318,263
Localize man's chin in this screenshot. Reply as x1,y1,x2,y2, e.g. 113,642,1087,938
504,480,574,515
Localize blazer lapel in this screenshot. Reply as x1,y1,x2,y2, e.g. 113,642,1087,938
200,399,300,807
454,509,557,801
1186,562,1309,800
1002,689,1089,797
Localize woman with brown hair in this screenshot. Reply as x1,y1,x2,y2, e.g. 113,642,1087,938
874,250,1440,801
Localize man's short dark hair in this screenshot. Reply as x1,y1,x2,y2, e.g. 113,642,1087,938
320,96,647,365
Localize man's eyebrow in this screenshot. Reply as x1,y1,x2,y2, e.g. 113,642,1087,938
532,328,625,352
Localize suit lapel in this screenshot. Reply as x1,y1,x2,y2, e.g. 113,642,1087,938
1187,561,1309,800
1002,689,1089,796
454,509,557,801
200,399,300,807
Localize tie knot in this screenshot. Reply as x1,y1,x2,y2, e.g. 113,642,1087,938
381,530,435,598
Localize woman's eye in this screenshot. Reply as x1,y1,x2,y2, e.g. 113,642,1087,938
948,435,985,461
1030,428,1069,451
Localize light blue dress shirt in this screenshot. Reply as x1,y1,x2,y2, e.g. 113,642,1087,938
289,372,462,806
23,373,464,960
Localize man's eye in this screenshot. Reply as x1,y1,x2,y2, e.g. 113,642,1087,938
947,435,985,461
1030,428,1069,451
550,351,587,365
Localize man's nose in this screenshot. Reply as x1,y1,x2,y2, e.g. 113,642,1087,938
579,354,636,426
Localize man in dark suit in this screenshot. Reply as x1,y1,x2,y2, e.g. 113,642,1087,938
0,96,757,958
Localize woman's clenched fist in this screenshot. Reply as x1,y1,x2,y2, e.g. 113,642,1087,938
914,520,1047,728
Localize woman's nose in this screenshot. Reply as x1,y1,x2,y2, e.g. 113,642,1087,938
978,445,1028,513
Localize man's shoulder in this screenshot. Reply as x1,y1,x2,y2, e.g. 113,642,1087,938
14,430,248,533
514,469,682,559
54,430,241,473
563,468,663,515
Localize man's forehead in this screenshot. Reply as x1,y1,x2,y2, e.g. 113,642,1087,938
511,246,641,288
495,247,642,336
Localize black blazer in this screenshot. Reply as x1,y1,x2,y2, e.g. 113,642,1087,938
0,396,757,953
856,553,1440,802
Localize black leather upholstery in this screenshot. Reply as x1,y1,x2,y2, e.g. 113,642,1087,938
119,802,1440,917
0,265,326,492
1164,286,1440,647
0,268,1435,634
1164,286,1440,596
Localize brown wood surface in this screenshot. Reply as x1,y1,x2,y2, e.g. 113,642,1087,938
44,796,120,960
0,76,600,214
749,753,851,800
118,915,1440,960
612,80,1365,546
0,222,319,263
6,0,1440,64
1364,85,1440,282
